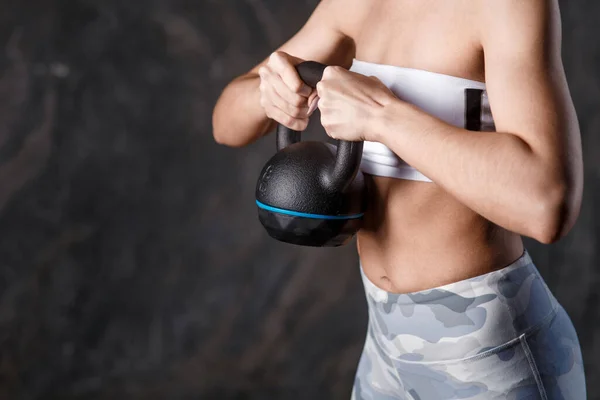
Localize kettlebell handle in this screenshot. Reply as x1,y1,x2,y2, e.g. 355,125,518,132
276,61,364,193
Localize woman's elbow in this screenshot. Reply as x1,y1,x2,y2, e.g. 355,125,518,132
530,178,581,244
212,112,248,148
213,128,248,148
531,206,568,245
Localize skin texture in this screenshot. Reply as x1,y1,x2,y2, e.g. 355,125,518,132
212,0,583,294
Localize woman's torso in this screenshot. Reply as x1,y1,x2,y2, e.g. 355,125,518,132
338,0,524,293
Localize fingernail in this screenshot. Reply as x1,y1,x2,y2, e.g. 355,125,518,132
307,96,319,115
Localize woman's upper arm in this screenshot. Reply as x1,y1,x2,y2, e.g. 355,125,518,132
481,0,582,169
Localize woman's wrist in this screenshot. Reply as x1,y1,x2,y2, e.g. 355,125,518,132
366,97,406,143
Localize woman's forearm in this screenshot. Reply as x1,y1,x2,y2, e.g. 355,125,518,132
212,73,275,147
370,99,574,244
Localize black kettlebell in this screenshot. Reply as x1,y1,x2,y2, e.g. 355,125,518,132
255,61,368,247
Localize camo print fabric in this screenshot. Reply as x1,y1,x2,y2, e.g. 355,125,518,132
351,251,586,399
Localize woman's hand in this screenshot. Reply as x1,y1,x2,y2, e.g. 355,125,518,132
316,66,397,141
258,51,320,131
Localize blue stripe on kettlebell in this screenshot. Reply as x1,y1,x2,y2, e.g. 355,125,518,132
255,200,364,220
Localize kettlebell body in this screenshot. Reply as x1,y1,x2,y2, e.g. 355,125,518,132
255,61,368,247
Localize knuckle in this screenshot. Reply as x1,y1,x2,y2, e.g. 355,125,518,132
269,51,282,62
259,66,273,81
291,105,305,118
285,103,298,116
290,79,304,93
269,51,287,69
323,65,339,78
290,95,305,107
316,81,325,93
297,120,309,130
261,98,272,111
282,115,295,127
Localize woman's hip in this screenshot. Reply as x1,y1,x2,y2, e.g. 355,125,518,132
354,250,586,398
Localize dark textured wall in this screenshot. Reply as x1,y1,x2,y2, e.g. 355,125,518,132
0,1,597,399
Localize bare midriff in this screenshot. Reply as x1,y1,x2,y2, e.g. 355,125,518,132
357,176,524,293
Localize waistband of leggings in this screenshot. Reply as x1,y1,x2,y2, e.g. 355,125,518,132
360,250,537,306
359,250,560,362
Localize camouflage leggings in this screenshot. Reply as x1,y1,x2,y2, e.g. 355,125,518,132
352,251,586,399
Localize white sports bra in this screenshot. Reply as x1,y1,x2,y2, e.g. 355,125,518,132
349,59,496,182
